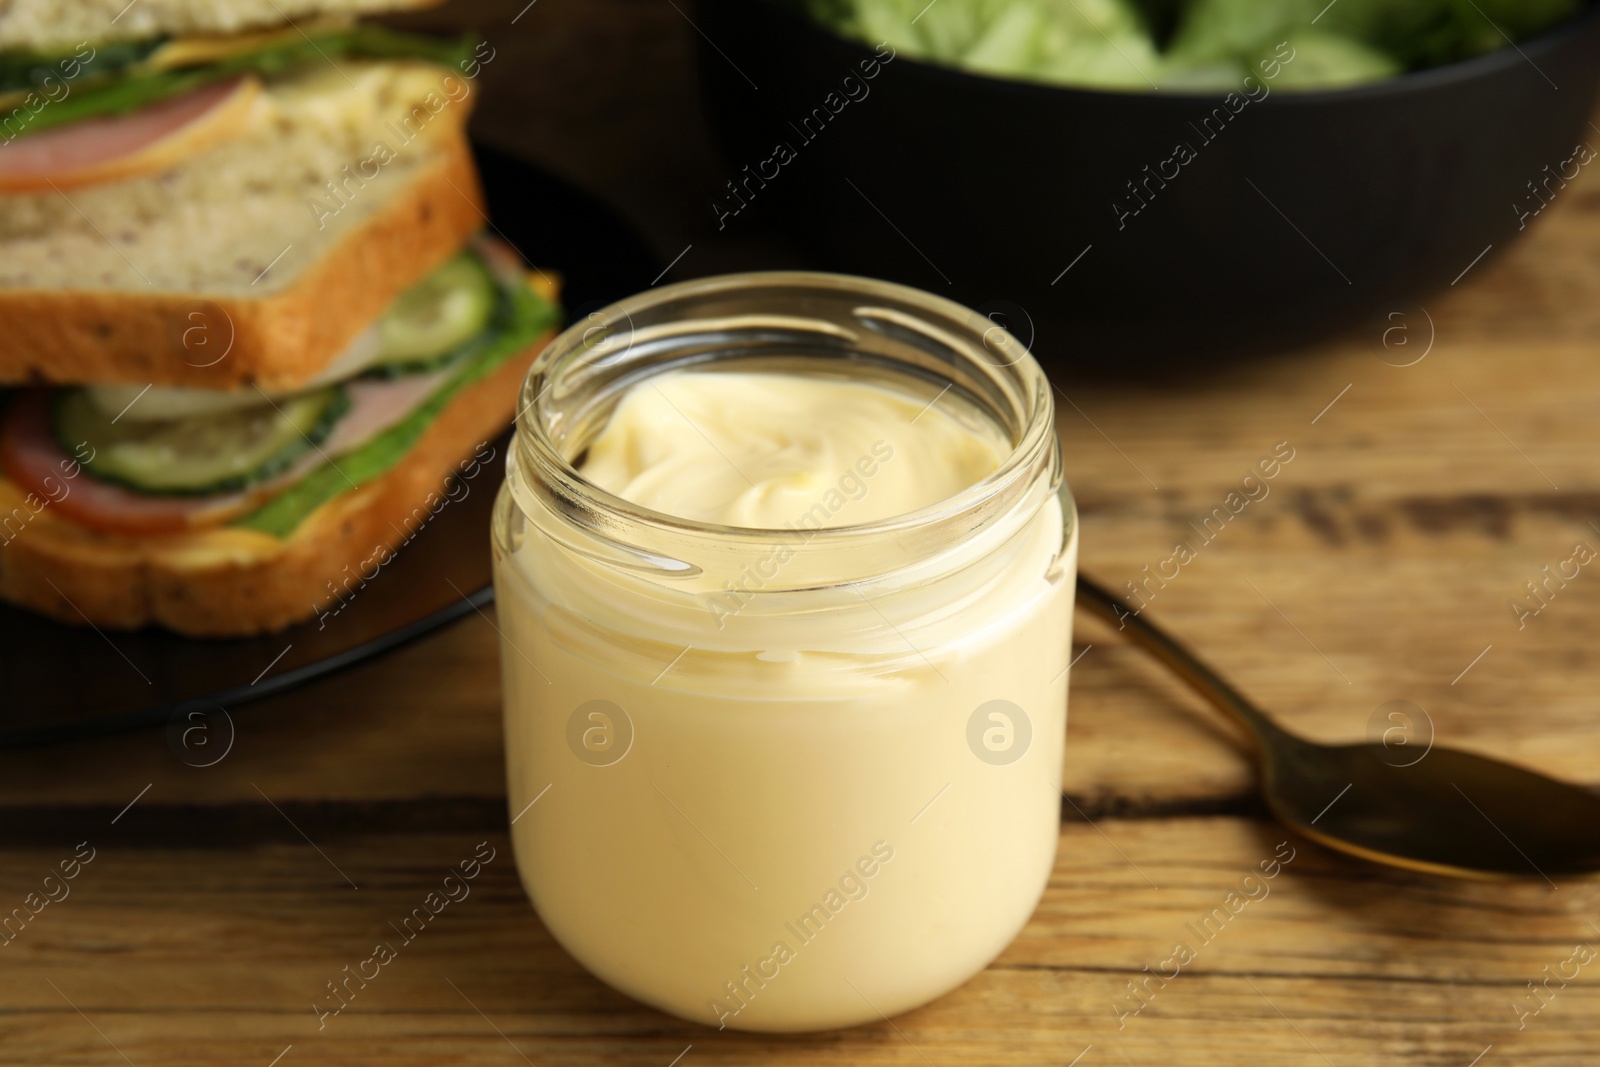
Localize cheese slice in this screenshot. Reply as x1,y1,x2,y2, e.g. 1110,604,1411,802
142,17,356,70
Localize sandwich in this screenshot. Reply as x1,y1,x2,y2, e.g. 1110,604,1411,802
0,2,564,637
0,0,499,384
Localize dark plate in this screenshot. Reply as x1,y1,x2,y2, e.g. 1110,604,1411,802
694,0,1600,368
0,143,659,748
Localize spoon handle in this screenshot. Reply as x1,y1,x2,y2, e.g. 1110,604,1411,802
1074,574,1286,748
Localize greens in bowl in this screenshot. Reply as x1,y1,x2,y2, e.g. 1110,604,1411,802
798,0,1584,91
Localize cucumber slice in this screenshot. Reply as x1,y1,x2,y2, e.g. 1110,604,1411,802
235,281,563,538
84,381,284,422
375,253,497,369
55,387,348,496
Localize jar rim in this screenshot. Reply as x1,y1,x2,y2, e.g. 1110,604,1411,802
512,270,1061,582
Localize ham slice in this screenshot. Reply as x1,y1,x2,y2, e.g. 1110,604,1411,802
0,368,462,537
0,76,260,193
322,368,454,455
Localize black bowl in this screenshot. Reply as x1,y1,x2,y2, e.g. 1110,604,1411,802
694,0,1600,368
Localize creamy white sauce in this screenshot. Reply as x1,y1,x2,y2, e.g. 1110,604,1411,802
495,365,1076,1031
579,370,1007,528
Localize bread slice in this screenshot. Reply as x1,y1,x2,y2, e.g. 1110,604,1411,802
0,328,549,637
0,0,444,51
0,61,485,391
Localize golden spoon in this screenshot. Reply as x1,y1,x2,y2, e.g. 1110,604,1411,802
1075,574,1600,880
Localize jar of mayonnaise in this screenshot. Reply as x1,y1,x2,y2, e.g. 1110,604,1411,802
492,272,1077,1032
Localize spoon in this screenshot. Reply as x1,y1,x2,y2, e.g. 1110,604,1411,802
1075,574,1600,880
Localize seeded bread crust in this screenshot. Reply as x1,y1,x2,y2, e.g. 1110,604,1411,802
0,330,548,637
0,132,485,392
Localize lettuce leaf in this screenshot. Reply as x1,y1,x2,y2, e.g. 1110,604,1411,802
803,0,1581,90
1268,28,1400,89
1166,0,1578,81
234,283,560,539
7,26,474,138
809,0,1163,90
1330,0,1580,68
0,39,161,96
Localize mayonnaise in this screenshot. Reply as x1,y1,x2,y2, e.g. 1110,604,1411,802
578,370,1007,528
493,273,1077,1033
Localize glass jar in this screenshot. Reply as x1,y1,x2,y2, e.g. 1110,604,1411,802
492,272,1078,1032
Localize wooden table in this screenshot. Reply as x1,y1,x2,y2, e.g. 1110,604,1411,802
5,3,1600,1063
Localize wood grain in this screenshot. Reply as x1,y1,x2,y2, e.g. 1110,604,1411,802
0,822,1595,1065
5,1,1600,1064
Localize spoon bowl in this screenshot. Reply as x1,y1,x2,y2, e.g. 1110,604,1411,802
1077,575,1600,880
